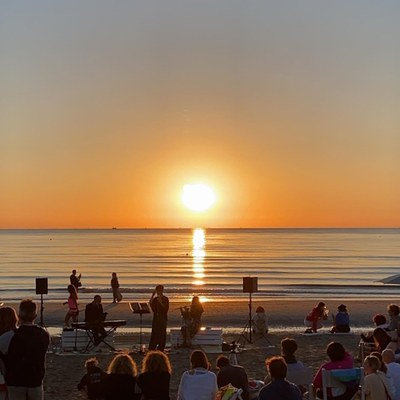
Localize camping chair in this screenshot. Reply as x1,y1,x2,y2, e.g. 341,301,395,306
286,366,315,400
321,368,364,400
358,340,377,361
216,384,243,400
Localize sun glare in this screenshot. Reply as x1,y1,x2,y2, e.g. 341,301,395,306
182,183,216,212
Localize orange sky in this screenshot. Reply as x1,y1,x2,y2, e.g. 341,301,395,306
1,2,399,228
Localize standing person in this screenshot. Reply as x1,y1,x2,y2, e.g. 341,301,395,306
70,269,82,291
0,307,18,400
258,356,302,400
111,273,122,303
177,350,217,400
304,302,328,333
85,295,107,347
63,284,79,328
0,299,50,400
137,350,171,400
103,353,141,400
149,285,169,351
216,355,249,400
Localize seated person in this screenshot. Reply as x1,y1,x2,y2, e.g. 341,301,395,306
264,338,305,386
77,357,107,400
313,342,355,400
372,327,398,353
258,356,301,400
361,314,389,343
85,295,107,346
363,355,392,400
253,306,268,335
330,304,350,333
387,304,400,332
189,296,204,336
216,355,249,400
181,296,204,347
304,302,328,333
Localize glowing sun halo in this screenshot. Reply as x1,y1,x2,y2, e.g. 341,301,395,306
182,184,216,212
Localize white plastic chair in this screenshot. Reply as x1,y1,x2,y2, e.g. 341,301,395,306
286,366,315,400
321,367,364,400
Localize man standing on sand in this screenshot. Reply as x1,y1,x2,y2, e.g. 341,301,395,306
149,284,169,351
0,299,50,400
70,269,82,291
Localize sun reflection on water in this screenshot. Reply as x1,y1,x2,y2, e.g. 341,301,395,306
192,228,206,288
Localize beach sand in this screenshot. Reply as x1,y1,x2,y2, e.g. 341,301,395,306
3,299,394,399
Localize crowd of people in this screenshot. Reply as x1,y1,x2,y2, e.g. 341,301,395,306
3,280,400,400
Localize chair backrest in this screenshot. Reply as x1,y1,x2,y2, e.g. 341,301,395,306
322,367,364,400
286,366,314,400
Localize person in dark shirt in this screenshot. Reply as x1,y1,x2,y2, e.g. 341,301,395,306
258,357,301,400
137,350,171,400
70,269,82,291
216,355,249,400
78,357,107,400
85,295,107,346
103,354,141,400
0,299,50,400
149,285,169,351
110,273,122,303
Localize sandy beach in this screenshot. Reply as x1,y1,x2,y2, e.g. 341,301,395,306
6,298,396,330
3,298,395,399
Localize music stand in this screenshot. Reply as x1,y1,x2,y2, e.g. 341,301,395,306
129,302,150,352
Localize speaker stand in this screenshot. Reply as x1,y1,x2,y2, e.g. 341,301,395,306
40,293,44,327
237,292,253,345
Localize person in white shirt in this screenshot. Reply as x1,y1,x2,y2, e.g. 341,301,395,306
177,350,218,400
382,349,400,400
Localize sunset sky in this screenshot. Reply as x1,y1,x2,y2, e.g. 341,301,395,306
1,1,399,229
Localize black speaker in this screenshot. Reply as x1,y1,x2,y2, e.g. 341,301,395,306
35,278,48,295
243,277,258,293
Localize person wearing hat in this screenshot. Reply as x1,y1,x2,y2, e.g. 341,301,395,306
330,304,350,333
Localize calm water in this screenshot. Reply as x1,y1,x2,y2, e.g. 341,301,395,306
0,228,399,303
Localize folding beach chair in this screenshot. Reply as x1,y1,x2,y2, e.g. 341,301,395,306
287,366,315,400
321,367,364,400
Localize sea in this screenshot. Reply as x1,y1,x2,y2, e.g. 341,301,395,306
1,228,399,304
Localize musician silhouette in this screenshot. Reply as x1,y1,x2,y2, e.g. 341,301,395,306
85,295,107,346
149,285,169,351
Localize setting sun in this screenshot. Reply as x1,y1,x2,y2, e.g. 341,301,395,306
182,184,216,212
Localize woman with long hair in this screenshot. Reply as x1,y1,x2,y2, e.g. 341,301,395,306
177,350,217,400
63,284,79,328
137,350,171,400
304,302,328,333
103,353,141,400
